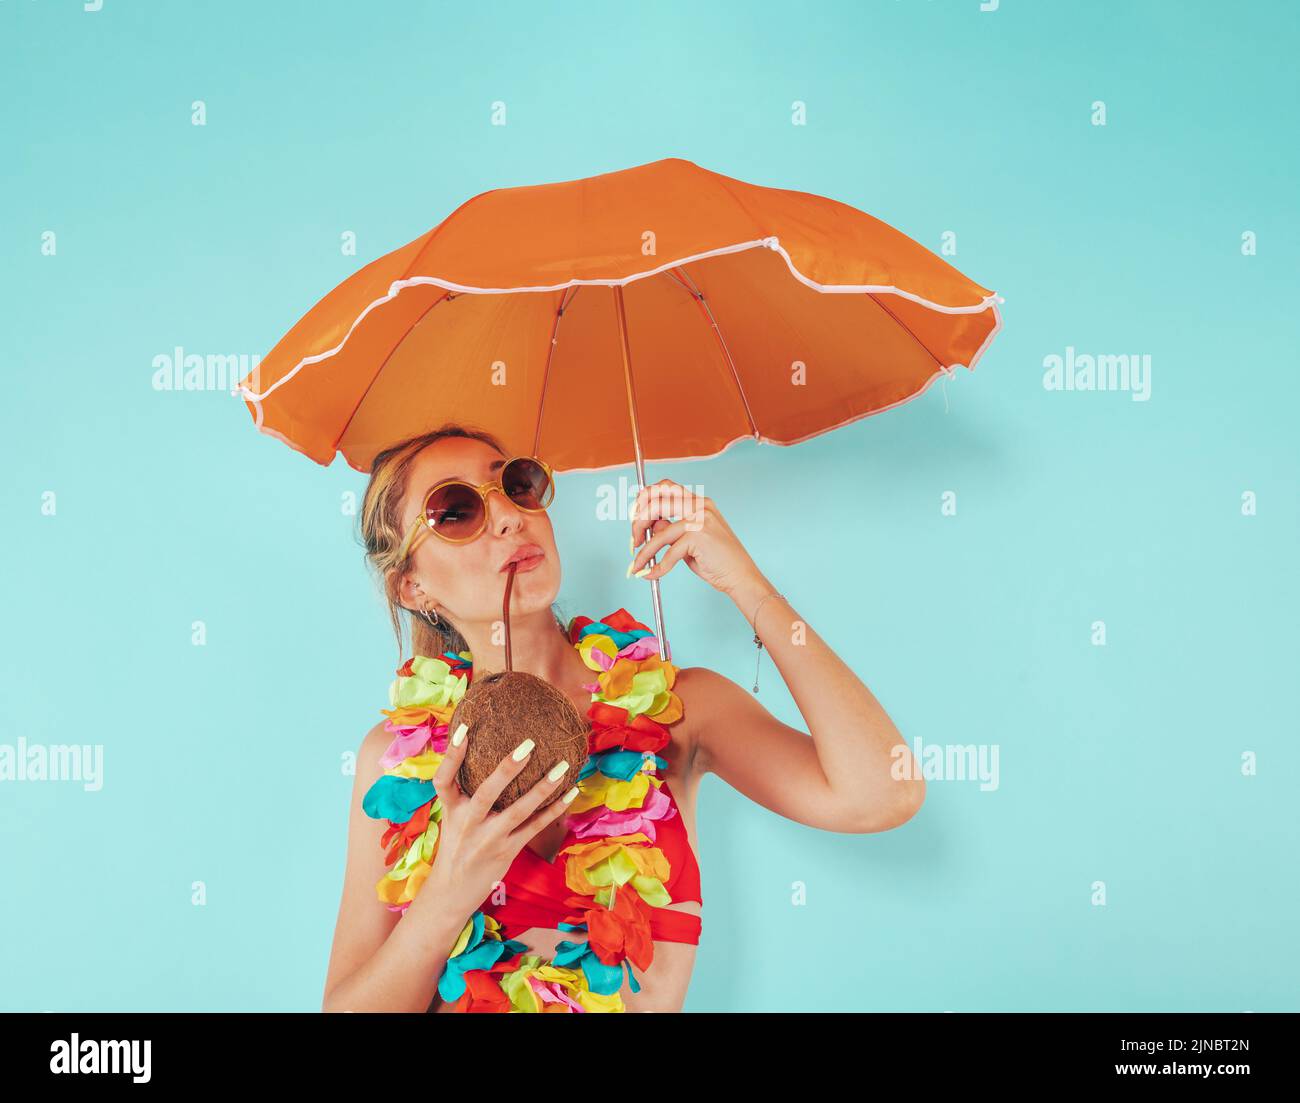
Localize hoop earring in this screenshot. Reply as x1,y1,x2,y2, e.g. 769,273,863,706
420,602,441,628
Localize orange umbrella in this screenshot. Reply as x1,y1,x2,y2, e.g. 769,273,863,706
235,157,1003,657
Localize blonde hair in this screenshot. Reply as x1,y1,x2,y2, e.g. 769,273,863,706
360,423,568,664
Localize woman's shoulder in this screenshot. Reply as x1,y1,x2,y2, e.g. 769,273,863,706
356,720,393,785
666,664,728,773
667,664,759,777
360,717,390,752
670,664,711,694
671,663,732,704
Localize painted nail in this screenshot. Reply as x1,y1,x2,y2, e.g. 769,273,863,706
629,533,636,554
562,785,579,804
625,559,639,578
511,738,535,761
547,759,570,782
634,566,652,579
452,721,468,746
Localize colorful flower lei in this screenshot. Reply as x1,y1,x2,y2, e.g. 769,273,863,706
360,608,686,1013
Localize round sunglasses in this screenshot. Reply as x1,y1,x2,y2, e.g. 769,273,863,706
397,455,556,561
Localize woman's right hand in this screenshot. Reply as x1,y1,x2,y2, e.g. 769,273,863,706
410,721,577,924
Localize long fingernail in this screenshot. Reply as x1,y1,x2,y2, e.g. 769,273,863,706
629,533,636,554
625,559,638,578
512,738,535,761
634,566,652,579
562,785,579,803
452,722,468,746
547,759,569,782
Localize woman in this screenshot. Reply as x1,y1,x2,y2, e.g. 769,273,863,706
322,424,925,1012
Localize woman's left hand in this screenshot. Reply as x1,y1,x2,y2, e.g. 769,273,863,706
628,479,761,598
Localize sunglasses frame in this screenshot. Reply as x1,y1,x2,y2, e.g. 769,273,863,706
396,454,556,563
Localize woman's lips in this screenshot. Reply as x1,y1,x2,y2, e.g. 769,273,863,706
503,550,545,573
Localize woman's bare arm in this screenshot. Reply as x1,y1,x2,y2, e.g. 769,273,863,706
684,575,926,834
626,481,924,834
321,722,469,1012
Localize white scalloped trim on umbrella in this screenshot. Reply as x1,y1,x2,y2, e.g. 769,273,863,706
235,235,1004,470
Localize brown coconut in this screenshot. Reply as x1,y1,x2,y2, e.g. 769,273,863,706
449,562,590,812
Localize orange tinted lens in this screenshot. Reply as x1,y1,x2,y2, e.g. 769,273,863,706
502,458,553,509
425,482,485,539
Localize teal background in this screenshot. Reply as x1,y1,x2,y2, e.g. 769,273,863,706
2,0,1296,1012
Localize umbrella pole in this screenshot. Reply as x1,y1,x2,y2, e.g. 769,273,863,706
613,285,670,663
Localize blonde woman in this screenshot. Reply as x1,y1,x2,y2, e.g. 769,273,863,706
322,424,924,1012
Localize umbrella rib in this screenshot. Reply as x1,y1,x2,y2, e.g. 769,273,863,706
864,292,951,377
533,286,580,456
400,189,501,277
329,289,455,454
665,267,760,441
712,173,769,240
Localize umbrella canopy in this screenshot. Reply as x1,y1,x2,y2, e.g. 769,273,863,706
235,157,1001,475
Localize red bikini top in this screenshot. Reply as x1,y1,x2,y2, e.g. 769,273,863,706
480,777,703,945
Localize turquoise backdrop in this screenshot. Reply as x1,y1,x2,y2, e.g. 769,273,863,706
2,0,1296,1011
